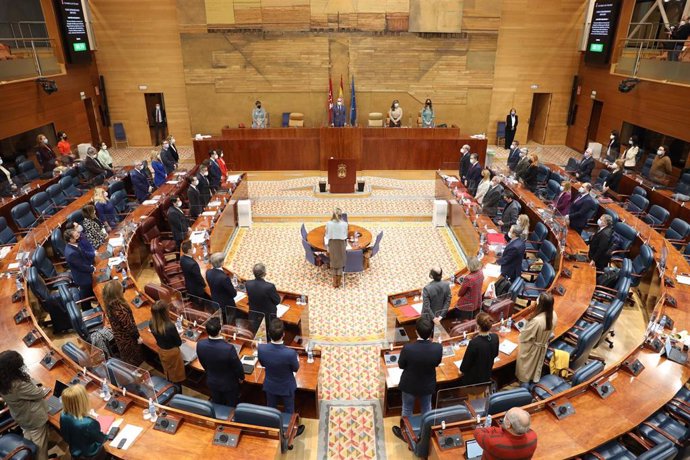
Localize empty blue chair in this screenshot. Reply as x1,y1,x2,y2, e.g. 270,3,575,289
665,219,690,248
105,359,177,405
342,249,364,286
550,172,564,184
0,433,38,460
29,191,56,217
631,185,647,198
110,190,137,214
521,263,555,300
675,174,690,196
609,222,637,260
17,160,39,181
468,388,534,417
594,169,611,190
629,244,654,287
31,245,71,284
370,231,383,258
400,405,472,458
536,164,550,186
51,228,67,259
0,217,17,245
301,237,328,267
523,240,557,272
550,322,604,370
46,183,72,207
666,387,690,424
578,299,625,349
507,277,525,300
59,176,82,198
63,295,104,342
643,205,670,228
565,158,578,171
591,276,631,307
107,180,126,197
62,341,89,367
300,223,307,240
66,210,84,226
532,360,604,400
525,222,548,251
233,403,300,453
10,202,37,231
637,411,690,446
641,157,654,178
167,394,232,421
544,180,561,201
583,438,677,460
113,122,128,147
26,267,73,333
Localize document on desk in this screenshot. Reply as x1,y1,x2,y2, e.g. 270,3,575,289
398,302,423,318
108,237,124,248
234,292,247,303
165,180,180,185
189,231,206,244
677,275,690,286
109,424,143,450
228,175,242,183
499,339,518,355
202,211,216,217
386,368,404,388
0,246,11,260
276,304,289,318
483,264,502,278
208,201,221,207
142,200,158,205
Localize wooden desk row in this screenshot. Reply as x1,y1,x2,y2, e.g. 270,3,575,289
0,174,60,231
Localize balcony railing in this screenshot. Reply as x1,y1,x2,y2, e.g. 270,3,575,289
613,38,690,86
0,37,64,83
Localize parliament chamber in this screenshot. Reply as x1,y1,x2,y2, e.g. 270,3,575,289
2,0,690,459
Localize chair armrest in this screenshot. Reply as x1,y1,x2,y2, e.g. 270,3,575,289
641,421,681,445
154,383,176,401
74,296,97,306
531,383,556,400
81,310,103,322
400,416,418,445
624,432,653,450
284,413,300,448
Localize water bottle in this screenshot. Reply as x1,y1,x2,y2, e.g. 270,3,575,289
15,276,22,292
307,344,314,364
148,398,157,422
176,316,183,332
449,274,455,285
673,266,678,279
506,317,513,331
232,274,238,288
485,414,492,427
202,243,209,262
101,379,111,401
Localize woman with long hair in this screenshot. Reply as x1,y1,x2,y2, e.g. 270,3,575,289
555,181,572,216
515,214,530,241
388,100,403,127
421,99,434,128
149,300,186,390
455,257,484,321
325,207,348,288
474,169,492,204
93,188,117,229
81,204,107,249
0,350,50,460
150,150,167,188
516,292,557,388
60,384,107,460
103,280,143,366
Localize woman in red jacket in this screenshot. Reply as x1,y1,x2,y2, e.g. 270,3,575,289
455,256,484,321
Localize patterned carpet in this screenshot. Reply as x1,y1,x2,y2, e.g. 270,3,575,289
318,400,387,460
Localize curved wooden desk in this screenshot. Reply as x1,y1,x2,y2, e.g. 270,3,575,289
306,224,373,253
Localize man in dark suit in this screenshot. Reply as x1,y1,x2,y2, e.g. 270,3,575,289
568,183,597,233
482,176,504,217
466,154,483,196
514,148,530,178
393,317,443,437
64,227,95,301
333,97,347,127
180,240,211,302
588,214,613,270
130,162,152,203
150,103,167,146
197,317,244,406
459,144,471,184
160,140,176,174
504,108,518,149
208,151,222,192
496,192,521,234
258,319,303,422
245,263,281,321
421,267,451,325
575,148,595,183
497,226,526,282
187,175,203,219
167,196,189,249
206,252,237,314
168,136,179,163
197,165,212,207
507,140,521,171
84,147,110,180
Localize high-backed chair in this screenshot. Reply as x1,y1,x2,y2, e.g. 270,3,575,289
523,240,556,273
369,231,384,258
300,223,307,240
536,164,550,188
643,205,670,229
637,410,690,446
31,246,71,284
288,113,304,127
59,176,82,198
46,183,73,208
152,253,186,291
675,173,690,196
0,433,38,460
29,191,56,217
400,405,472,458
544,179,561,201
583,438,677,460
532,360,604,400
550,322,604,370
602,207,619,226
368,112,384,127
61,293,104,342
466,388,533,418
609,222,638,260
593,169,611,190
550,172,564,185
62,341,89,367
233,403,300,452
107,180,126,197
167,394,232,421
507,277,525,300
665,387,690,424
665,219,690,249
50,228,67,259
66,210,83,227
343,250,365,285
0,217,17,245
629,244,654,288
591,276,631,309
520,263,555,300
105,359,178,405
140,217,176,253
641,157,654,178
525,222,548,251
150,238,181,272
631,186,647,198
16,160,39,181
301,238,328,267
625,193,649,215
26,267,72,333
110,190,137,214
11,203,38,232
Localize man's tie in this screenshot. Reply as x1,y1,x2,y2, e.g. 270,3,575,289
156,108,162,123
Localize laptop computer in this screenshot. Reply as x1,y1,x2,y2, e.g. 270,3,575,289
46,380,68,415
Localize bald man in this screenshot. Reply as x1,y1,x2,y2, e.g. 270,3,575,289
473,407,537,459
421,267,451,324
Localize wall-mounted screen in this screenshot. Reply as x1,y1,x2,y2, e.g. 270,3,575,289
585,0,621,65
53,0,91,63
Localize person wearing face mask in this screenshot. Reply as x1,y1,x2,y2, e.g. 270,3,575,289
466,153,483,195
588,214,613,270
97,141,113,169
0,155,18,196
150,150,167,187
150,103,167,145
84,146,109,181
459,144,471,183
496,192,521,234
167,197,189,249
57,131,71,156
130,161,152,202
514,148,531,178
650,145,672,184
421,99,434,128
160,140,176,174
333,97,347,127
620,135,639,169
93,188,117,229
217,149,228,178
504,108,518,149
474,169,492,204
555,181,572,216
518,153,539,193
187,175,203,219
567,183,596,233
252,100,267,129
482,175,504,217
34,134,57,173
604,130,620,163
208,150,222,191
507,140,521,171
64,227,96,301
197,164,212,206
497,225,525,282
388,99,403,127
603,159,624,193
575,148,595,183
166,135,179,163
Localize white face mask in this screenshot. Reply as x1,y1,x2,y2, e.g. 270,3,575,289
511,144,516,149
629,140,633,145
176,201,182,208
43,138,49,144
163,143,169,149
610,135,615,139
101,144,107,150
394,103,399,108
470,159,477,165
657,149,664,156
170,138,175,143
578,187,585,194
559,185,564,191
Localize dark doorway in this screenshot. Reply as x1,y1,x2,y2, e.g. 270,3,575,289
587,100,603,150
527,93,552,144
145,93,167,146
83,97,100,147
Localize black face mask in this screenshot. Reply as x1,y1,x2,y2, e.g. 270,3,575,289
256,105,261,109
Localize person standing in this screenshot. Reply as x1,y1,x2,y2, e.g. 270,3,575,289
496,192,521,234
466,154,483,196
507,140,521,171
149,300,186,390
603,159,624,193
474,169,492,204
620,135,639,170
588,214,614,270
151,151,167,188
333,97,347,127
180,240,210,302
497,226,526,282
208,151,222,192
197,165,212,207
422,266,451,324
325,208,348,288
84,147,109,181
167,197,189,250
388,100,403,127
97,142,113,169
482,176,504,218
504,108,518,149
187,175,203,219
64,227,95,301
459,312,498,386
575,148,595,183
166,134,179,163
245,263,281,321
459,144,471,184
56,131,71,156
103,280,144,366
0,351,50,460
421,99,434,128
555,181,573,216
60,384,107,460
455,257,485,321
35,134,57,173
81,205,107,249
567,183,596,233
217,150,228,179
130,161,152,203
252,101,267,128
151,103,167,146
516,292,557,388
518,153,539,193
650,145,673,184
604,130,620,162
474,407,538,459
258,319,301,416
160,140,176,175
93,188,117,230
206,253,237,314
197,317,245,406
394,317,442,425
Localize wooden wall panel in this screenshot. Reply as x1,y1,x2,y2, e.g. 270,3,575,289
409,0,464,33
89,0,192,147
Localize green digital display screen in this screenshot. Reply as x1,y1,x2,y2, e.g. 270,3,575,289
73,42,87,52
589,43,604,52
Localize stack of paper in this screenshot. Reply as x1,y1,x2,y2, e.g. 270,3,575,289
142,200,158,205
109,424,143,450
228,174,242,183
208,201,221,207
386,368,404,388
499,339,518,355
165,180,180,185
234,292,246,303
202,211,216,217
0,246,12,260
483,264,502,278
677,275,690,286
190,231,206,244
108,237,124,247
277,304,290,318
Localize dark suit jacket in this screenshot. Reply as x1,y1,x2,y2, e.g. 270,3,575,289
577,156,595,183
569,194,596,233
459,333,499,386
197,174,211,206
65,243,94,286
84,156,107,178
466,163,483,195
589,225,613,270
245,278,280,320
506,114,518,131
519,165,538,192
460,153,471,181
167,205,189,242
605,169,623,193
208,160,222,190
197,338,244,393
507,148,521,170
482,184,503,217
169,144,179,163
150,107,167,126
160,148,176,174
130,169,150,202
258,343,299,396
422,280,451,319
398,340,443,396
500,200,521,233
206,267,237,309
187,185,203,219
497,237,525,281
515,157,530,178
180,254,207,299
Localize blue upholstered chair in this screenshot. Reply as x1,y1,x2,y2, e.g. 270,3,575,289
550,322,604,370
16,160,39,181
578,299,625,349
11,202,38,232
167,394,232,421
523,240,557,273
583,438,677,460
520,263,555,300
59,176,82,198
0,434,38,460
525,222,548,251
232,403,300,452
643,205,670,229
31,245,71,285
625,194,649,215
29,191,56,217
105,359,178,405
369,231,383,258
467,388,534,417
400,405,472,458
664,219,690,249
532,360,604,400
0,217,17,245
